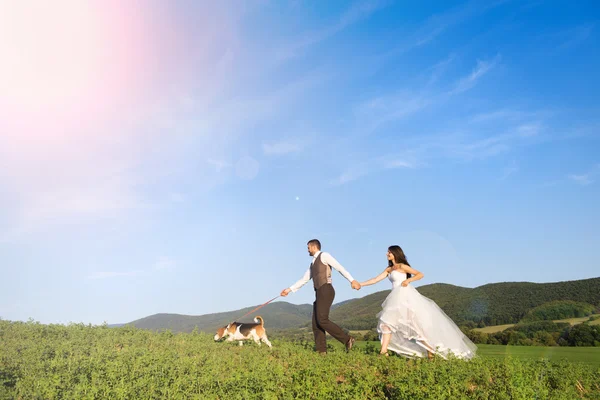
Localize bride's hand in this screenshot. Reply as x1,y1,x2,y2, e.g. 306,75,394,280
401,280,409,287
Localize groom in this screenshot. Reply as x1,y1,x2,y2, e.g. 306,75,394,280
280,239,361,354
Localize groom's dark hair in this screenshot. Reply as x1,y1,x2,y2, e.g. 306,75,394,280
307,239,321,250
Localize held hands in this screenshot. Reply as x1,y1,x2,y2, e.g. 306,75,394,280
351,280,361,290
280,288,291,297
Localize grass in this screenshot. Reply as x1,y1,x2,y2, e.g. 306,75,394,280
554,316,595,325
477,344,600,367
2,321,599,399
352,342,600,366
473,323,516,333
473,315,600,333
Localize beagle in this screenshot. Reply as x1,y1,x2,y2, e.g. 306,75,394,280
214,316,272,348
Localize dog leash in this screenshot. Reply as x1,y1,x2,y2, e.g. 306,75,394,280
232,295,280,322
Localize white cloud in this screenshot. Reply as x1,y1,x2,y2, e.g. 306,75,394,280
262,140,303,155
469,109,545,123
553,23,595,51
501,160,519,180
0,1,327,241
354,56,501,137
355,93,432,134
517,123,542,137
384,159,416,169
569,174,593,186
425,53,457,86
274,0,388,62
331,165,370,185
568,164,600,186
450,55,501,94
379,0,509,58
332,157,417,186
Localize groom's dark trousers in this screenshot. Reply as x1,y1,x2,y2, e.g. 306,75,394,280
312,283,349,353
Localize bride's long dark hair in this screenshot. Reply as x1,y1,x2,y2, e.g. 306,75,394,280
388,245,411,279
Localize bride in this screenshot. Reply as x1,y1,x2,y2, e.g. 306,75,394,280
359,245,477,359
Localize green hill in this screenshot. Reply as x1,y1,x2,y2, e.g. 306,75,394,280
436,278,600,325
331,278,600,329
521,300,596,322
125,277,600,333
128,302,313,333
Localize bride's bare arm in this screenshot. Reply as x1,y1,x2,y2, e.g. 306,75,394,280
402,265,424,285
360,268,391,287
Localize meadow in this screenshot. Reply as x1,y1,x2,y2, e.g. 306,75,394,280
352,342,600,367
1,321,599,399
473,315,600,334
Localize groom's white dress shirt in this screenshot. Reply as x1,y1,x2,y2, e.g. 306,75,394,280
289,251,355,292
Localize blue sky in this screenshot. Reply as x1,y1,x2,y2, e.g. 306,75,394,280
1,0,599,325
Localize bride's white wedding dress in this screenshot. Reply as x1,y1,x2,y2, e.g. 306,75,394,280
376,270,477,359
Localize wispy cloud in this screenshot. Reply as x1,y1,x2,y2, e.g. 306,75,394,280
555,23,595,51
384,159,416,169
425,54,457,86
330,164,371,185
469,109,546,123
440,120,545,161
516,123,542,137
450,55,501,94
275,0,388,62
569,174,593,186
569,164,600,186
380,0,509,58
356,93,432,132
501,160,519,180
334,115,548,185
332,156,418,185
354,56,501,136
262,139,304,155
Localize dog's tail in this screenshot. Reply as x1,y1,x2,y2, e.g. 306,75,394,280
254,316,264,326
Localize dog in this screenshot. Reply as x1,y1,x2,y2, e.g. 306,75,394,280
214,316,272,348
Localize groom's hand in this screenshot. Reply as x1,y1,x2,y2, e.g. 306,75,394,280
351,280,361,290
280,288,291,297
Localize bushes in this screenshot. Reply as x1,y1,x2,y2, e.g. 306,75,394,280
362,330,380,342
563,324,600,347
465,321,600,347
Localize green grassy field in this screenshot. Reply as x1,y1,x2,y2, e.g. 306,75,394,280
473,315,600,334
477,344,600,367
554,316,596,325
352,342,600,366
473,323,516,333
2,321,599,399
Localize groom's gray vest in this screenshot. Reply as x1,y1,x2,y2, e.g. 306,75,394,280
311,253,331,290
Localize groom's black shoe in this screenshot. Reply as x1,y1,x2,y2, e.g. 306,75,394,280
345,337,355,352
